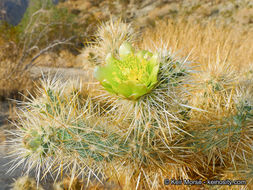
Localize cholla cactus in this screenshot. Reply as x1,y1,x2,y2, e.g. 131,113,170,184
6,75,129,186
94,39,194,142
92,36,197,190
187,74,253,178
7,73,193,189
188,54,239,125
91,21,199,189
88,19,137,65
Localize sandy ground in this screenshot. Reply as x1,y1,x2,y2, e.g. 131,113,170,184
30,66,93,82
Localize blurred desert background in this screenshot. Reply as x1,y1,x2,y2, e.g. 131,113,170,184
0,0,252,189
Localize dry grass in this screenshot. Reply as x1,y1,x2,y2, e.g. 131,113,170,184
140,19,253,73
0,39,35,100
35,50,77,68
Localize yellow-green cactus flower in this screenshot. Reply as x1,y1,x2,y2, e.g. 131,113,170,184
94,42,160,100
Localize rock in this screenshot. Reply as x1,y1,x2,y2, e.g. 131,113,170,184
0,0,29,26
